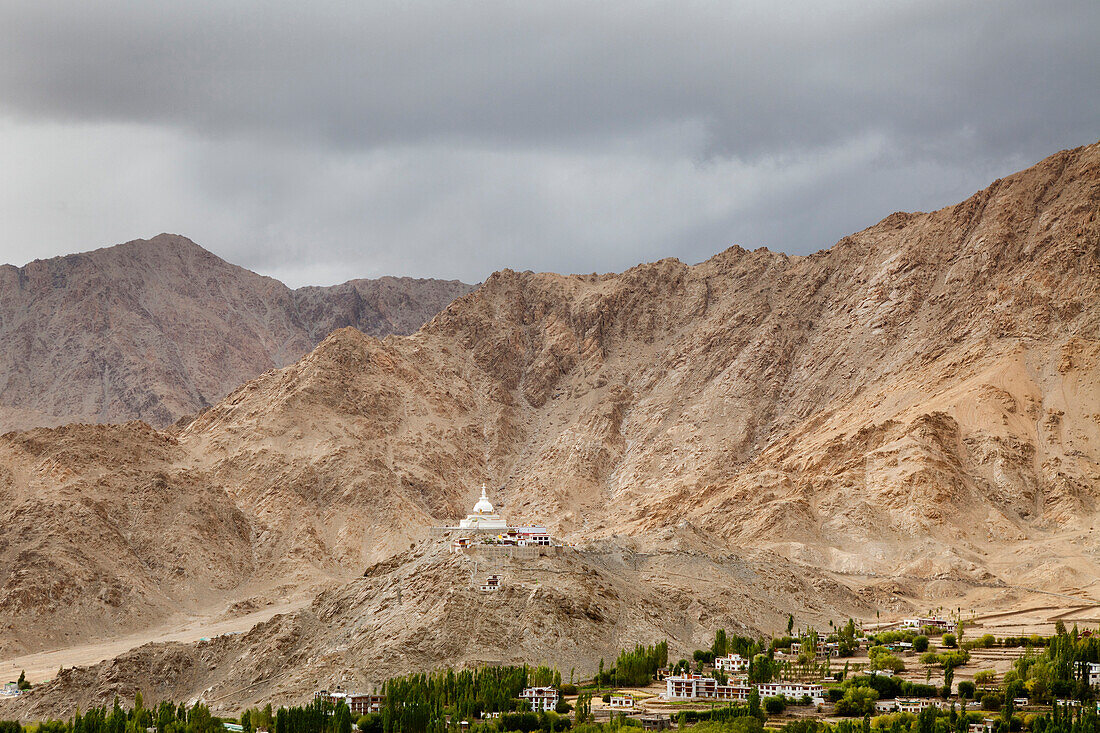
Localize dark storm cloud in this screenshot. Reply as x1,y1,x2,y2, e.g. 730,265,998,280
0,1,1096,284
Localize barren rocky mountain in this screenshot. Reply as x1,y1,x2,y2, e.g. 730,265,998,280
0,235,474,430
2,142,1098,718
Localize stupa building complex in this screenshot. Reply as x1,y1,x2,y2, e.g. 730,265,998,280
435,485,555,549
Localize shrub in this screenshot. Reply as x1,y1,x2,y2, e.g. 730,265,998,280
691,720,763,733
901,683,937,698
880,654,906,673
980,693,1002,712
941,633,956,648
973,670,996,686
957,681,975,699
356,715,381,733
912,636,929,653
849,674,903,700
763,697,787,715
501,712,540,732
834,687,878,717
559,684,578,696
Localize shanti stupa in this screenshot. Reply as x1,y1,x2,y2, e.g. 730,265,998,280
458,484,509,531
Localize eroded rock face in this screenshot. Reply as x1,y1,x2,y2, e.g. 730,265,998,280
1,142,1099,717
0,235,474,430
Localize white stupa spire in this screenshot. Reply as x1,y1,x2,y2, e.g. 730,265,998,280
460,483,507,530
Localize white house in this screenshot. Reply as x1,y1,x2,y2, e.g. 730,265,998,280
714,654,750,673
520,687,559,712
664,674,750,702
902,617,952,632
891,698,937,714
609,695,635,710
314,690,384,715
1085,662,1100,687
755,682,825,705
1,682,20,697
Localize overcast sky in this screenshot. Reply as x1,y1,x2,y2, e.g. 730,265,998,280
0,1,1097,286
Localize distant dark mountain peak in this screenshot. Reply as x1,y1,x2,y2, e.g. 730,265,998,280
0,236,474,430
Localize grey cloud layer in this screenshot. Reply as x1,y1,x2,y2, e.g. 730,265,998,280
0,0,1097,284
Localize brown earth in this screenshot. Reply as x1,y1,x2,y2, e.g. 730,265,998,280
1,141,1099,719
0,234,474,430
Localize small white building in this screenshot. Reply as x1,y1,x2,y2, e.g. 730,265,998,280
714,654,750,673
511,527,553,546
891,698,936,714
1,682,21,696
902,617,952,632
480,574,503,592
520,687,559,712
968,723,994,733
609,695,635,710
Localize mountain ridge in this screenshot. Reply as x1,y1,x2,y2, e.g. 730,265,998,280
0,234,475,431
1,141,1098,718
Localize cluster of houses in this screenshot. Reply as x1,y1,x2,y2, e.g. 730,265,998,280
663,673,826,706
774,641,842,659
663,654,827,706
315,686,562,716
452,528,553,552
314,690,385,715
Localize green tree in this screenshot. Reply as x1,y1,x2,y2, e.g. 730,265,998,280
713,629,728,658
834,687,878,717
787,615,794,636
748,687,761,720
332,703,352,733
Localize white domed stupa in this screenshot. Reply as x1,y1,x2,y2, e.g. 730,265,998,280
458,484,508,531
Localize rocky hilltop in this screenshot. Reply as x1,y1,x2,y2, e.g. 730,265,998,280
0,235,474,430
1,142,1098,718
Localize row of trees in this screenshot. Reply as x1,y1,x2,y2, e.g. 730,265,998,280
1,696,225,733
379,666,538,732
595,643,669,688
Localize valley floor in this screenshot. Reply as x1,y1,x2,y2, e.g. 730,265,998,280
0,598,309,686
